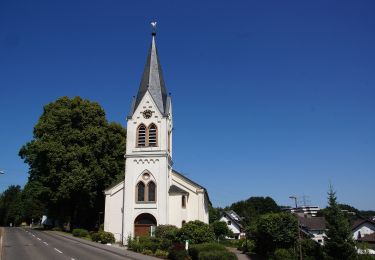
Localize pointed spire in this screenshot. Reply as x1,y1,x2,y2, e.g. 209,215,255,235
132,23,168,116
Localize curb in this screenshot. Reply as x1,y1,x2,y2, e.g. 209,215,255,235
0,227,4,260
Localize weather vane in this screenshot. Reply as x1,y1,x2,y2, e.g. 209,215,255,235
151,21,157,36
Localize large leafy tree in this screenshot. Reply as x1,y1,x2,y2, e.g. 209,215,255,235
323,186,357,260
19,96,126,229
0,185,23,225
249,212,298,257
228,196,280,225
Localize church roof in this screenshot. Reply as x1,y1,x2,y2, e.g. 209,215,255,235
169,185,189,195
130,32,169,117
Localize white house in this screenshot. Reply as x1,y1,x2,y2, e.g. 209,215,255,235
352,219,375,240
219,210,245,239
104,30,210,243
298,216,326,245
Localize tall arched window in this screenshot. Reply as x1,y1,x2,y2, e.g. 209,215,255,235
137,124,146,147
182,195,186,208
148,181,156,202
148,124,157,146
137,182,145,202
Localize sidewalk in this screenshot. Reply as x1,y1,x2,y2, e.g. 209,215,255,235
47,230,160,260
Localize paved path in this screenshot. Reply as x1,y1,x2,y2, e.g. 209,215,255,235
2,227,158,260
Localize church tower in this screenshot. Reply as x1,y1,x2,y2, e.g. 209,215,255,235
123,30,173,238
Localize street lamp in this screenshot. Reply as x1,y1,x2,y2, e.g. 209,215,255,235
289,196,302,260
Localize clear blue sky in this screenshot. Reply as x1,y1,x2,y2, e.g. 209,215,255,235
1,0,374,210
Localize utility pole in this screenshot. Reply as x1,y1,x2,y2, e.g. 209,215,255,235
290,196,303,260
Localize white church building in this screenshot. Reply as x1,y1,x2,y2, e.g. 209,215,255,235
103,30,210,243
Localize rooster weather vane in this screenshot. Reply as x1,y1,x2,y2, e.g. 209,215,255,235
151,21,157,35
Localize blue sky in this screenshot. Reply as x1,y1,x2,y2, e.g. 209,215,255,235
0,0,374,210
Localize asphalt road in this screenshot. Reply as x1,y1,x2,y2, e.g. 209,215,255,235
2,227,157,260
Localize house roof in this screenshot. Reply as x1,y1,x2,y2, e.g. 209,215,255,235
172,169,211,205
169,185,189,195
130,32,169,117
298,216,326,231
222,210,243,229
352,219,375,231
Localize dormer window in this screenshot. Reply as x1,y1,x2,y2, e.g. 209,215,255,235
136,123,158,147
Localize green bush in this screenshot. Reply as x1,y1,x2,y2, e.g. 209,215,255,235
176,220,215,244
189,243,227,260
273,248,295,260
52,226,62,231
155,249,169,258
155,225,179,241
138,236,160,252
91,231,115,244
72,228,89,237
168,243,190,260
238,239,255,253
199,251,237,260
142,249,153,255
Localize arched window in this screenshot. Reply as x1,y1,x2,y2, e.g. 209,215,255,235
137,182,145,202
137,124,146,147
148,124,157,146
182,195,186,208
148,181,156,202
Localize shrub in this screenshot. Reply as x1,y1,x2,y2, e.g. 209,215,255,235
142,249,153,255
91,231,115,244
155,249,169,259
273,248,295,260
155,225,179,241
52,226,62,231
199,251,237,260
238,239,255,253
72,228,89,237
188,243,227,260
176,220,215,244
168,248,190,260
138,236,160,252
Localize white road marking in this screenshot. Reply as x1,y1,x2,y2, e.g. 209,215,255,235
54,248,63,254
32,234,35,237
37,237,41,241
43,242,48,245
71,258,75,260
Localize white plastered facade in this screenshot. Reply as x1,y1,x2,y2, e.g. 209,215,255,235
104,37,209,243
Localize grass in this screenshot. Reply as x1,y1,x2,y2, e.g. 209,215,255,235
50,230,92,241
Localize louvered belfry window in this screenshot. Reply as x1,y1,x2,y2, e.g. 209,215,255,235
148,124,157,146
137,124,146,146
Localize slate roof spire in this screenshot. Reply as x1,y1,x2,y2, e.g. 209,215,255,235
131,24,169,116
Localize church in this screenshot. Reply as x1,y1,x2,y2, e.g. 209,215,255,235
103,29,210,243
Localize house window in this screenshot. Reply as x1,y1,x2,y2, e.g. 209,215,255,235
182,195,186,208
137,182,145,202
148,124,157,146
137,124,146,147
148,181,156,202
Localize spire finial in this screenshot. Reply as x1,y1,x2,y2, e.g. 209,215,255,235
150,21,157,36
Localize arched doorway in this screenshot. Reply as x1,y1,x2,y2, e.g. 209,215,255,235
134,213,157,237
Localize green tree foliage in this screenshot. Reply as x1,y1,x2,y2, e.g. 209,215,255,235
323,186,357,260
210,221,233,239
208,205,222,223
250,212,297,257
19,96,126,229
0,185,23,225
177,220,215,244
21,181,46,224
228,196,279,225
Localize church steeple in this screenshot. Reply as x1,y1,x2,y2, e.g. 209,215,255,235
131,27,169,116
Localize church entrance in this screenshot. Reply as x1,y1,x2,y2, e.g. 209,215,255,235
134,213,157,237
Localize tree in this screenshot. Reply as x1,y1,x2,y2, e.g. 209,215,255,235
228,196,279,225
208,205,222,223
0,185,23,225
176,220,215,244
250,212,297,257
323,185,357,260
210,221,233,239
19,96,126,229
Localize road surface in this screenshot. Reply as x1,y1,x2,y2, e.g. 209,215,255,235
1,227,157,260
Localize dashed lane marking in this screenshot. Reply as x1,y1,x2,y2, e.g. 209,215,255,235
54,248,63,254
37,238,41,241
43,242,48,246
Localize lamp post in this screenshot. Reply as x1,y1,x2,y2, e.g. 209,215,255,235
289,196,302,260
